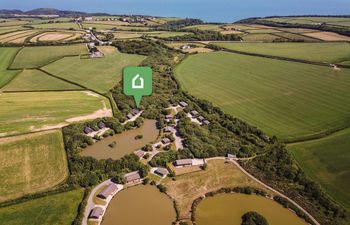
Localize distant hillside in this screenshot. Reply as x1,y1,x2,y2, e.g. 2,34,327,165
0,8,109,17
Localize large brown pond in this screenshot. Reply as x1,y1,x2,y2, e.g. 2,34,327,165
81,120,159,160
196,193,308,225
101,185,176,225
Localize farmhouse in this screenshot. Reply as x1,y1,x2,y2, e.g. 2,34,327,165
197,116,205,122
179,101,188,108
134,149,146,158
162,138,171,144
174,159,193,167
97,183,119,199
98,121,106,129
174,158,206,167
180,45,191,50
163,127,172,133
132,108,140,115
124,171,141,183
202,120,210,125
190,110,199,117
84,127,94,134
154,168,169,177
126,113,133,120
89,206,104,219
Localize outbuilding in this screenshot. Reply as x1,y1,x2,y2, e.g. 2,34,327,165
190,110,199,117
154,168,169,177
126,113,133,120
179,101,188,108
174,159,193,167
97,183,118,199
84,127,94,134
98,121,106,129
89,207,104,219
124,171,141,183
162,138,171,144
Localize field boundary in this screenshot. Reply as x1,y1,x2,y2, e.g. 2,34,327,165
219,47,350,69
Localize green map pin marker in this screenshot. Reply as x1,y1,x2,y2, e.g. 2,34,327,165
123,67,152,107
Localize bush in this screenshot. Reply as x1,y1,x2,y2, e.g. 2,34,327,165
241,211,269,225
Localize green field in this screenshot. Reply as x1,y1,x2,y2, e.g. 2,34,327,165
10,45,87,69
261,17,350,27
175,51,350,141
213,42,350,63
42,48,146,93
0,47,20,88
31,22,79,29
289,128,350,210
0,189,84,225
242,33,280,42
0,91,111,136
183,24,223,31
0,130,68,202
2,69,82,91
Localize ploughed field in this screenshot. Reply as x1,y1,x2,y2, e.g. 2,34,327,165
0,189,84,225
288,128,350,211
0,130,68,202
213,42,350,64
175,51,350,141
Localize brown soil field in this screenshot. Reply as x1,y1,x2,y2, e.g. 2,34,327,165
303,31,350,41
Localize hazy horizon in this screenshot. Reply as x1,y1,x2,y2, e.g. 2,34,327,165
1,0,350,22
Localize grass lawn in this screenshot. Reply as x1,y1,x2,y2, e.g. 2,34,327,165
0,130,68,202
2,69,82,91
162,159,271,219
213,42,350,64
175,51,350,141
288,128,350,211
0,189,84,225
0,47,20,88
10,45,87,69
0,91,111,136
42,48,146,93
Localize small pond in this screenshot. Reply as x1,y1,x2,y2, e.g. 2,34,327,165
81,120,159,160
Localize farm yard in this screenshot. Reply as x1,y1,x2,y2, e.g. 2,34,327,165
0,91,112,136
212,42,350,64
0,130,68,202
42,47,146,93
288,128,350,211
9,45,87,69
175,51,350,141
0,189,84,225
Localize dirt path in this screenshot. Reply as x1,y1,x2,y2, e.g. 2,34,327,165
66,101,112,123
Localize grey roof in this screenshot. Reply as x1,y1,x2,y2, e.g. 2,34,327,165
84,127,93,134
89,207,104,218
197,116,204,121
134,150,146,158
203,120,210,125
98,183,118,199
162,138,171,144
155,168,169,176
124,171,141,183
175,159,193,166
179,101,188,107
126,113,133,119
163,127,172,132
132,109,140,115
190,110,199,116
98,121,106,129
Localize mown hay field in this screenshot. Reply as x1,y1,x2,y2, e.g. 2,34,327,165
2,69,81,91
30,31,82,42
0,130,68,202
10,44,87,69
0,47,20,88
213,42,350,63
0,29,39,44
0,91,111,136
0,189,84,225
288,128,350,211
42,47,146,93
175,51,350,141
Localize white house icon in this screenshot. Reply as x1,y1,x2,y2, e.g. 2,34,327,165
132,74,144,89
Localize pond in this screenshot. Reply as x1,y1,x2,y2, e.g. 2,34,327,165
81,119,159,160
196,193,308,225
101,185,176,225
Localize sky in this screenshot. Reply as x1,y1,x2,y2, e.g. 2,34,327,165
1,0,350,22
